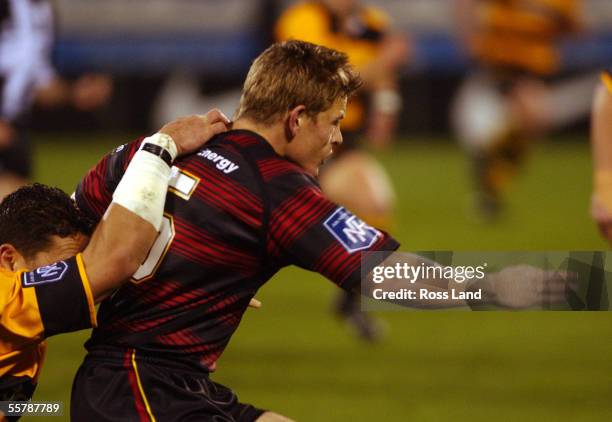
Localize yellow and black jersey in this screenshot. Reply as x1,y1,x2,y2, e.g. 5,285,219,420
275,1,390,131
469,0,582,75
602,69,612,94
0,254,96,401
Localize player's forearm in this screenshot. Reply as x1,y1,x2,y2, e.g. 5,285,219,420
361,252,471,308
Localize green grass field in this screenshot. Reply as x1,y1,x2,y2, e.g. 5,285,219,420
25,134,612,421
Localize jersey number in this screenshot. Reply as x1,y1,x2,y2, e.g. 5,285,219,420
131,214,175,284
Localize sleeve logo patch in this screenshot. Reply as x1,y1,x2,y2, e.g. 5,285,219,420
323,207,380,253
21,261,69,287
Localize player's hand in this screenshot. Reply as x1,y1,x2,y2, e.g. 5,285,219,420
248,298,262,309
590,195,612,246
71,74,113,111
159,109,231,156
485,265,577,309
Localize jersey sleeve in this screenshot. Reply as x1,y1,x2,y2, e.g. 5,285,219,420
74,138,144,222
2,254,96,341
266,171,400,291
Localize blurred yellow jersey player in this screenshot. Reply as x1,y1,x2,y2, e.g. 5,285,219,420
0,255,96,403
467,0,581,76
452,0,588,219
276,0,409,342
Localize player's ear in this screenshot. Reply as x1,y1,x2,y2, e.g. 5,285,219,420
0,244,20,271
286,105,306,141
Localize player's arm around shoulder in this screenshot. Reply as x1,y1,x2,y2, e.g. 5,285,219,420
82,110,230,302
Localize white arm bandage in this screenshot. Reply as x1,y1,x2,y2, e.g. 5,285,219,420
112,133,178,231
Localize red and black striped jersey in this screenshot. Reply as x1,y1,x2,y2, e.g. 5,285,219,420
75,130,399,370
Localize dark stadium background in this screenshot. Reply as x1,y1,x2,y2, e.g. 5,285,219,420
23,1,612,420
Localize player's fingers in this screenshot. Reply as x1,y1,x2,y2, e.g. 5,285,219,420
248,298,262,309
208,121,230,137
204,109,231,125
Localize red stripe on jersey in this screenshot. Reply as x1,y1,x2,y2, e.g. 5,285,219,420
314,243,346,276
185,159,262,210
182,162,263,229
172,217,259,273
125,314,176,332
258,158,303,181
326,235,387,286
124,350,150,422
225,133,261,147
270,186,335,247
330,248,363,285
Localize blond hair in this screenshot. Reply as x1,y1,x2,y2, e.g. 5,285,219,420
235,40,361,124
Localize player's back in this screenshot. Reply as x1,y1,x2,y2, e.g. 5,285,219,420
79,131,281,369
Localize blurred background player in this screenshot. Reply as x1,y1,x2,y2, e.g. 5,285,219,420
451,0,597,219
0,0,112,199
275,0,410,341
590,69,612,245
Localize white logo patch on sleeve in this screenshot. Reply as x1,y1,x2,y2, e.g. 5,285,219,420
323,207,380,253
22,261,69,287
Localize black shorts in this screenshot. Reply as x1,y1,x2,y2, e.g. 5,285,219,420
0,126,32,178
71,347,265,422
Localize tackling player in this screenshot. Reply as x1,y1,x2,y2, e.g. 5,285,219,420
0,111,229,411
71,41,570,422
591,69,612,245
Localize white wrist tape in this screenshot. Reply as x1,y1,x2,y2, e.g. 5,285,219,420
372,89,402,114
112,133,177,231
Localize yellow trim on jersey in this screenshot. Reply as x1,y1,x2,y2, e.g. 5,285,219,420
131,350,156,422
601,71,612,95
75,253,97,328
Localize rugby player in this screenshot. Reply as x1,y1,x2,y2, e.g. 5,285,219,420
275,0,410,342
0,111,229,409
452,0,591,219
71,40,570,422
591,69,612,245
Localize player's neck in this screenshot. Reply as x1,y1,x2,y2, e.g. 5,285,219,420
232,118,289,157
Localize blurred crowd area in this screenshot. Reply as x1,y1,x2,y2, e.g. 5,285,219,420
30,0,612,135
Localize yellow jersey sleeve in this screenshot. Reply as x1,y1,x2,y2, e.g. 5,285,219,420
10,253,96,339
602,70,612,95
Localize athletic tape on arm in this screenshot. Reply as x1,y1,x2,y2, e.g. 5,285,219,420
112,133,178,231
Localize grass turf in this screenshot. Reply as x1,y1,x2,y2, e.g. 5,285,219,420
25,134,612,421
